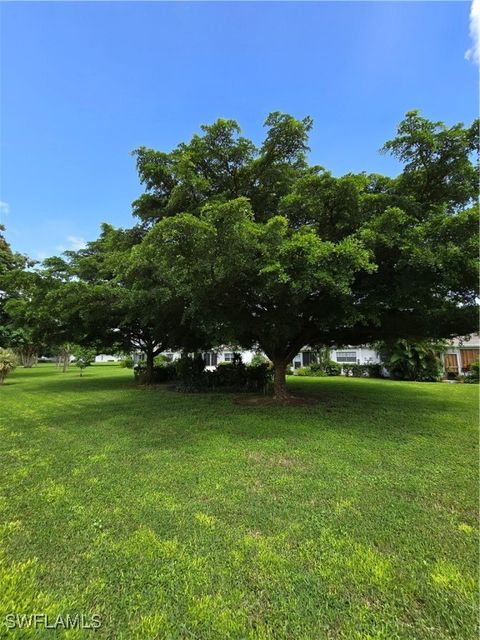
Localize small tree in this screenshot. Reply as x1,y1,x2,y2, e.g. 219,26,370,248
73,347,96,376
0,348,18,384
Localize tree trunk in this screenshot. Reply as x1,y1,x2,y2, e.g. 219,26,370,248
272,357,290,400
20,347,37,368
144,348,154,384
62,355,68,372
62,348,70,372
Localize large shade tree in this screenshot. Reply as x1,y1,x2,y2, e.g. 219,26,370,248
131,111,478,398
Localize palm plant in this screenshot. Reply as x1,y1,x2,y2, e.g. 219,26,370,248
377,339,446,381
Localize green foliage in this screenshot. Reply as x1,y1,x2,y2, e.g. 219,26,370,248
174,353,206,392
463,360,479,384
310,347,331,369
295,367,309,377
250,353,270,367
377,339,446,382
130,111,477,397
120,356,134,369
324,361,342,377
157,353,273,393
366,363,383,378
305,363,327,377
134,362,177,384
3,112,477,397
347,363,384,378
73,347,96,376
381,110,478,212
0,347,18,383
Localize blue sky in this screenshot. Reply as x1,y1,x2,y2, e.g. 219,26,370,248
1,1,478,260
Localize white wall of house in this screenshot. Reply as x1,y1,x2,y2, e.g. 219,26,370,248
136,346,381,370
133,348,259,370
133,336,479,377
95,354,122,363
291,346,380,370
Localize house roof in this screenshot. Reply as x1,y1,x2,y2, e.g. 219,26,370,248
448,333,480,348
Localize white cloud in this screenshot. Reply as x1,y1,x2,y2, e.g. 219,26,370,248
56,235,87,253
465,0,480,64
0,201,10,218
66,235,87,250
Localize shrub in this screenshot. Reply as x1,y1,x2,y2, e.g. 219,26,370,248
250,353,270,367
308,362,324,374
470,360,479,382
174,353,206,392
245,362,273,392
134,362,177,384
120,356,134,369
295,367,309,376
171,355,272,393
350,364,365,377
154,354,171,366
462,361,479,384
324,361,341,376
366,363,383,378
211,361,247,388
0,348,18,384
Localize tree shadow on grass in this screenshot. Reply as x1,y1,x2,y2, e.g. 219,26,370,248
10,371,474,454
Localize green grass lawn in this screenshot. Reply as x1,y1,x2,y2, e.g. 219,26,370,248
0,365,478,639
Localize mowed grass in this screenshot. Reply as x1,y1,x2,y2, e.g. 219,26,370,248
0,365,478,640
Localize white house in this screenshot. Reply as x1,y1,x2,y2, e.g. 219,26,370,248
134,335,479,376
143,345,381,372
442,334,480,376
95,354,123,363
156,348,258,371
291,346,380,370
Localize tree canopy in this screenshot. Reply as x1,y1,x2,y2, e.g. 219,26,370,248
1,111,478,397
129,111,478,397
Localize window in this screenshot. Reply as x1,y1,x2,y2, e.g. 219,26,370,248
302,352,315,367
293,353,302,369
460,349,479,371
223,352,234,362
203,352,218,367
444,353,458,372
336,351,357,363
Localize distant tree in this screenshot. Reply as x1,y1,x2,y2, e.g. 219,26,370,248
65,224,210,384
0,225,32,349
2,257,79,366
